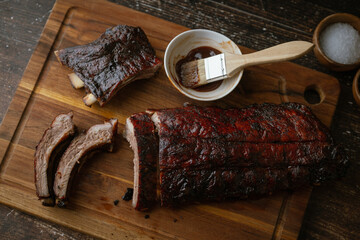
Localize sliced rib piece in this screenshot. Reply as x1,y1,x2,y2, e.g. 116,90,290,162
55,25,162,106
125,112,158,211
34,112,76,206
151,103,331,142
53,119,118,207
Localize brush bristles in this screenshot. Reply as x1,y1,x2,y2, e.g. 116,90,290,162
180,60,206,88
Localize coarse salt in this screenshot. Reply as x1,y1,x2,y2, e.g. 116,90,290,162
319,22,360,64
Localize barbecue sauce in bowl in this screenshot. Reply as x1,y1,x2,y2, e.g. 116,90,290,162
176,46,222,91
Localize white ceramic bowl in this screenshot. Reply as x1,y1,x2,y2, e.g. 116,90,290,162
164,29,243,101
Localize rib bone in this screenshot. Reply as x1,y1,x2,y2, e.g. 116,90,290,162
83,93,97,106
68,73,84,89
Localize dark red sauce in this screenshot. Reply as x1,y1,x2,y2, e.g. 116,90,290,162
176,46,222,92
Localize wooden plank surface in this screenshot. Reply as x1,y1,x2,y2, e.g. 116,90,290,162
2,0,359,239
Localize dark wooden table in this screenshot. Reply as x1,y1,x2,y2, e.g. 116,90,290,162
1,0,359,239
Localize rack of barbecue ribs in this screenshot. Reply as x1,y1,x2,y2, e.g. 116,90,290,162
125,103,348,210
55,25,162,107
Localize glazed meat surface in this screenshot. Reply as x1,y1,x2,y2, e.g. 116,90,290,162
154,103,348,207
125,103,348,209
152,103,331,142
159,137,335,169
56,25,162,106
34,112,76,206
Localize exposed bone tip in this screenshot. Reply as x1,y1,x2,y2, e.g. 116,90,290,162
54,50,63,65
83,93,97,107
68,73,84,89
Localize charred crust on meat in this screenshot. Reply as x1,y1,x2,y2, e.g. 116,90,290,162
55,25,162,106
126,103,348,208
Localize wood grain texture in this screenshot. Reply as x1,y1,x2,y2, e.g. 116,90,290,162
0,204,94,240
0,0,55,124
0,0,359,239
0,0,343,239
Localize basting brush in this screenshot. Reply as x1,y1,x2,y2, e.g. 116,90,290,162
180,41,314,88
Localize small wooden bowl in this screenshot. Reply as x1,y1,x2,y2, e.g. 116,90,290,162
313,13,360,71
353,68,360,106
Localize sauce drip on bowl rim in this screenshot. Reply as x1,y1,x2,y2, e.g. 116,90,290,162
176,46,222,92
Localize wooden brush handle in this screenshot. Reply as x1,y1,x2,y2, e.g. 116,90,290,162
226,41,314,76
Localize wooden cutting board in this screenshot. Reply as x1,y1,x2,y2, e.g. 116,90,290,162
0,0,340,239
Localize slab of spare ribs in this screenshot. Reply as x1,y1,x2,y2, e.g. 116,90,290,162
55,25,162,106
125,103,348,210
